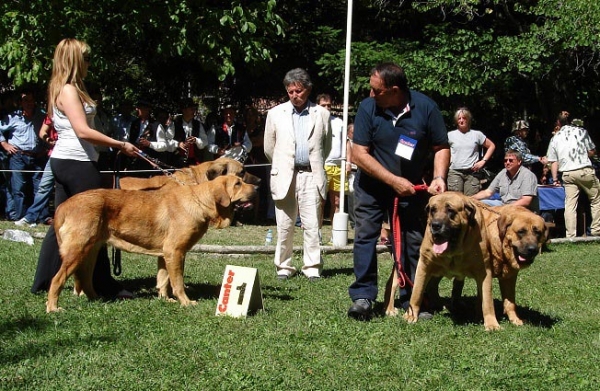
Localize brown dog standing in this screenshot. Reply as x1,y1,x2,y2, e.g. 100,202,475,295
397,192,501,331
119,157,260,190
46,175,256,312
117,157,259,298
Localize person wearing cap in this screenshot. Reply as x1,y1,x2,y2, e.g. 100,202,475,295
546,111,600,238
504,119,548,167
171,98,208,167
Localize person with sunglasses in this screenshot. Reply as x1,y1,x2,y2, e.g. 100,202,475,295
472,149,538,210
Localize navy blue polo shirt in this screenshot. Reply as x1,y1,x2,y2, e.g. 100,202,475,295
353,90,448,184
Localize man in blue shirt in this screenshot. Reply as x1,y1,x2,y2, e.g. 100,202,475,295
348,63,450,320
0,90,45,221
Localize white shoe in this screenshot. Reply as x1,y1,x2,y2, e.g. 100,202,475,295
15,217,36,227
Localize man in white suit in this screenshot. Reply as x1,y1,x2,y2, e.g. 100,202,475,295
264,68,332,281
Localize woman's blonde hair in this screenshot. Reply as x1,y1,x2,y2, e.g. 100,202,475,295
454,107,472,128
47,38,94,117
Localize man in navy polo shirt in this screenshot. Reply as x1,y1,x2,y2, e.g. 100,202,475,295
347,63,450,320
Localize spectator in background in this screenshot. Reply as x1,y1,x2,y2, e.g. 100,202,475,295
546,111,600,238
171,98,208,167
0,89,45,221
447,107,495,196
125,100,153,174
319,93,347,224
16,115,56,226
264,68,332,281
505,119,547,167
111,100,135,142
138,106,174,166
244,105,271,222
208,105,252,162
472,150,539,211
89,87,115,172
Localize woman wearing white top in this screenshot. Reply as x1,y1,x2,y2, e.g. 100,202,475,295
32,38,140,297
447,107,495,196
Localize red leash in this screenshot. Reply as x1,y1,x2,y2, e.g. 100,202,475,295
391,183,429,288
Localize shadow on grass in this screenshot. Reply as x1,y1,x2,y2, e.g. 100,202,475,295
442,296,559,328
0,316,116,365
322,267,355,278
121,276,221,301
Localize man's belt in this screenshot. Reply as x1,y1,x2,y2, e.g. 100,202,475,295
451,168,473,174
295,165,312,172
17,149,38,157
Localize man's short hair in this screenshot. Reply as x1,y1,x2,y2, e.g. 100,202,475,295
316,93,331,104
370,63,408,92
505,149,523,162
283,68,313,89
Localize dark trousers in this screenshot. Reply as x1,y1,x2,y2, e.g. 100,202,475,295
349,171,428,302
31,158,122,297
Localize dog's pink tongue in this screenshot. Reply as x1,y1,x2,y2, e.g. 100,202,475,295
433,242,449,254
519,255,527,262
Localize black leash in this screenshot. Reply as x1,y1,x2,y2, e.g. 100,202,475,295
111,152,124,276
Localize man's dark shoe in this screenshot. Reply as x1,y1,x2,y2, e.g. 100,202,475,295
348,299,373,321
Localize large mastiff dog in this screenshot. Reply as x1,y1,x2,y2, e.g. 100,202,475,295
116,157,260,298
393,192,501,330
46,175,256,312
119,157,260,190
448,205,547,325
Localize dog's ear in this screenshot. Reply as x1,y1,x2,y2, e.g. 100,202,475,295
206,161,228,181
214,180,232,208
464,199,478,227
497,210,514,242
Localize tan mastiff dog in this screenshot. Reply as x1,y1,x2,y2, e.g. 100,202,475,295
398,192,501,331
47,175,256,312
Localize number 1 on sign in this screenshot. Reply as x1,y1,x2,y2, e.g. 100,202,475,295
236,283,246,305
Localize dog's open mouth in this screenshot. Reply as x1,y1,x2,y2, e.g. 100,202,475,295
514,248,537,266
234,201,254,212
433,239,449,254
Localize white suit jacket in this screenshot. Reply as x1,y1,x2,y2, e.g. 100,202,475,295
264,100,332,201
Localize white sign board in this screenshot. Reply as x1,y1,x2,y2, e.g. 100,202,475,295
215,265,263,318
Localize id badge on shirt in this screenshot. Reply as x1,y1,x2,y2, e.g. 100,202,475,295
395,135,417,160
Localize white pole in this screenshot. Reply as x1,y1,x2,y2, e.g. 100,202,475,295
331,0,353,247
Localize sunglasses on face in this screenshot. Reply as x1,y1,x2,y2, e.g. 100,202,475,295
504,158,516,163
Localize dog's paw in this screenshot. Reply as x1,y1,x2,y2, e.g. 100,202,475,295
484,322,503,331
403,312,418,324
385,307,399,317
509,317,524,326
72,287,85,297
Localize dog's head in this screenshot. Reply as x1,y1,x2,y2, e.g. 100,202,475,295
201,157,261,186
426,192,478,255
497,206,547,269
209,174,257,228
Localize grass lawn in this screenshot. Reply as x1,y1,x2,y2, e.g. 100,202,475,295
1,221,599,390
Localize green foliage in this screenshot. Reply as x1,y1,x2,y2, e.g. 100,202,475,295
0,0,285,103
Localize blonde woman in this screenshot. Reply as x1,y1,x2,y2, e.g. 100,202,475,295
32,38,139,298
447,107,495,196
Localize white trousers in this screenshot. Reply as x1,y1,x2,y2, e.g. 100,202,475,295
273,171,323,278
